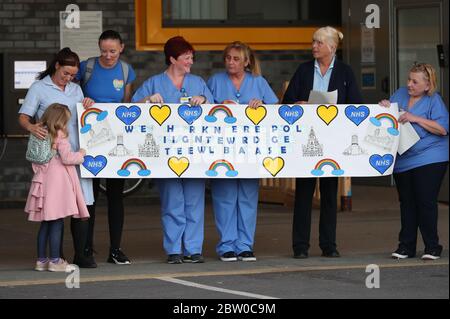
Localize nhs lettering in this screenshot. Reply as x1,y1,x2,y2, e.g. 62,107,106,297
345,105,370,126
115,105,141,126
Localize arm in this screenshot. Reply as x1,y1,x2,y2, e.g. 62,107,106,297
18,113,47,139
282,65,306,104
123,64,136,103
282,72,301,104
399,113,447,136
123,83,133,103
345,66,363,104
56,133,85,165
131,78,163,103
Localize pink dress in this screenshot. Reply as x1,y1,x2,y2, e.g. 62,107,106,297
25,131,90,222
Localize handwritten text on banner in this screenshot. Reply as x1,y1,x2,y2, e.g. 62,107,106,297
77,103,400,178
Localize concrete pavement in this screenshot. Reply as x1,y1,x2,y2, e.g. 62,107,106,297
0,185,448,299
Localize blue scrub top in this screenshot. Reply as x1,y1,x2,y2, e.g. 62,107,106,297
131,72,213,104
19,75,94,204
76,58,136,103
207,71,278,104
390,87,449,173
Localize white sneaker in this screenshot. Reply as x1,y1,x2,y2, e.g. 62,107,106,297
421,253,440,260
48,258,69,272
34,260,49,271
220,251,238,262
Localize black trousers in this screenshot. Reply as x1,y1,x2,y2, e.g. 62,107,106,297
393,162,448,255
86,179,125,251
292,177,338,254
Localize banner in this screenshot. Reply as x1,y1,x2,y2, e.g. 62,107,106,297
77,103,400,178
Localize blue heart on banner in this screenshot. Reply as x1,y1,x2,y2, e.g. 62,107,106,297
82,155,107,176
278,104,304,125
345,105,370,126
178,104,202,125
115,105,141,126
369,154,394,174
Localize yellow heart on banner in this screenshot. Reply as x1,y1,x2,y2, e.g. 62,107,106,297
168,156,190,177
317,105,338,125
149,105,171,126
245,106,267,125
263,157,285,177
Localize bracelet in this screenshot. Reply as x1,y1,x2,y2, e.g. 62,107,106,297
200,95,207,104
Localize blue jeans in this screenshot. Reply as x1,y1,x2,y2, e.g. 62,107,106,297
37,219,64,259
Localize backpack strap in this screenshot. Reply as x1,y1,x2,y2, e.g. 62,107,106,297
120,60,129,85
82,58,129,92
81,57,96,89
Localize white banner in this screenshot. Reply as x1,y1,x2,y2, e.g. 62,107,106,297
77,103,400,178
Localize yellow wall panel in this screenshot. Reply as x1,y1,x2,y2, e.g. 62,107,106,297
135,0,317,51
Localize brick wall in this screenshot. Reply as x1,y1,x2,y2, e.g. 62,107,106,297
0,0,311,203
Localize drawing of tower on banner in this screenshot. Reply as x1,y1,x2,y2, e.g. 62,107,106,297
343,134,367,155
302,127,323,157
139,132,160,157
109,134,133,157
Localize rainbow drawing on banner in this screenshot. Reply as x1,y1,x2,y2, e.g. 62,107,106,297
117,158,151,177
311,158,345,176
204,105,237,124
205,159,239,177
79,108,108,134
369,113,399,136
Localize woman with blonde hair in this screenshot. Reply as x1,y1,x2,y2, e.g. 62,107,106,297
283,26,362,259
380,63,448,260
207,41,278,262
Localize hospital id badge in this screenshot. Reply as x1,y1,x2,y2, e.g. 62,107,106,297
180,96,191,103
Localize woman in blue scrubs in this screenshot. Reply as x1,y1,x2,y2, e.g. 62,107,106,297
207,41,278,262
132,36,213,264
380,63,448,260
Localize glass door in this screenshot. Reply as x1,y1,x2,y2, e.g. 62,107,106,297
393,1,444,97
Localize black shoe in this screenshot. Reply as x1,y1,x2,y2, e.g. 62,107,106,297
73,255,97,268
107,248,131,265
421,248,442,260
391,248,415,259
322,250,341,258
183,254,205,263
167,254,183,264
294,251,308,259
238,251,257,262
220,251,238,262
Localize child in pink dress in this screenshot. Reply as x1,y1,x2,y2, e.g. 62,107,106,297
25,103,90,272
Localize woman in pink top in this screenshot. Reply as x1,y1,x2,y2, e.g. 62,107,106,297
25,103,89,272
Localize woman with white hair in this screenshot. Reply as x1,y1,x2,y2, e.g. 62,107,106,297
282,26,362,259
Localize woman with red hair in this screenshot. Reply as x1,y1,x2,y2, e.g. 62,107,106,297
132,36,213,264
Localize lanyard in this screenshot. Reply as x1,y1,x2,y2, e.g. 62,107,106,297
235,91,241,104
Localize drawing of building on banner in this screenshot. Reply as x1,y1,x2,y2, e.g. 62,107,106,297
139,133,160,157
86,121,115,148
364,127,394,151
302,127,323,157
109,134,133,157
343,135,367,156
